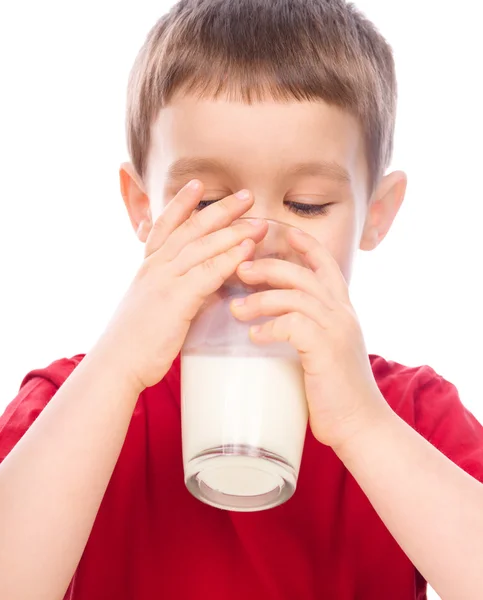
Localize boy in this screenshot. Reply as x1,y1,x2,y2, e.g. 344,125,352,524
1,0,482,598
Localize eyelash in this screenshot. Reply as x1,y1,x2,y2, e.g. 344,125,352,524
286,201,332,217
195,200,333,217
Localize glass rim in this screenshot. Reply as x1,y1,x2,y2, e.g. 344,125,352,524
235,216,303,233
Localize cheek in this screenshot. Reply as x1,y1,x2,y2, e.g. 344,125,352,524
145,153,176,223
332,244,356,284
146,179,170,224
327,241,355,283
308,211,359,283
149,203,162,224
334,221,359,283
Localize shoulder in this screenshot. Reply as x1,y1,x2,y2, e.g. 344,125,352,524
369,353,466,427
4,353,86,420
0,354,86,462
369,353,443,417
19,354,86,389
370,354,483,482
370,353,439,390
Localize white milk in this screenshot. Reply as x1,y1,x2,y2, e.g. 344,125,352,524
181,354,308,494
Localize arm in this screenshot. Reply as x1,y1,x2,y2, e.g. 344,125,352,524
0,345,143,600
0,182,264,600
227,223,483,598
334,396,483,600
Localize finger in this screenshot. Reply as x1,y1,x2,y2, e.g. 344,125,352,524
162,189,262,261
288,229,349,300
250,312,325,376
231,288,331,328
250,312,320,356
236,258,337,307
145,179,204,258
182,238,256,305
174,220,267,276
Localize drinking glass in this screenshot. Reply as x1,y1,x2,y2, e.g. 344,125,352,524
181,218,309,511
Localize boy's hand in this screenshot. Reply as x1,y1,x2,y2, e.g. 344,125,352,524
97,181,267,391
230,227,390,451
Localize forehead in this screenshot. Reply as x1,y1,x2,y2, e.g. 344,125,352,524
148,95,368,190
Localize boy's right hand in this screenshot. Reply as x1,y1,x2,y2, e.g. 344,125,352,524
96,180,267,392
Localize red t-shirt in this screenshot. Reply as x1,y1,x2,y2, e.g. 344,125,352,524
1,354,483,600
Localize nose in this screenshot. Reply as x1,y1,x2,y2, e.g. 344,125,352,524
239,205,272,221
237,215,304,265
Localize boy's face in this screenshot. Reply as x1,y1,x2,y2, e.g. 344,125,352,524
121,95,407,284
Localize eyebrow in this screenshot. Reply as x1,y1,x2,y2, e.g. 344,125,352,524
288,161,351,184
165,157,351,185
166,157,231,182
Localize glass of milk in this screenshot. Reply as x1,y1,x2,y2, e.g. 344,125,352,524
181,218,309,512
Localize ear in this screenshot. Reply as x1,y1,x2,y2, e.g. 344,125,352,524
119,162,153,243
359,170,408,251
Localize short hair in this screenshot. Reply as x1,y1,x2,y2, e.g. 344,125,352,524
126,0,397,198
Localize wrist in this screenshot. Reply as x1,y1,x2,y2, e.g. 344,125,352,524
85,340,147,398
331,392,396,464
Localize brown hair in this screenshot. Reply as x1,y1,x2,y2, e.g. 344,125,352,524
126,0,397,198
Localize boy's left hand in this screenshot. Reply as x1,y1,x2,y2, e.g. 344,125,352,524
230,227,391,451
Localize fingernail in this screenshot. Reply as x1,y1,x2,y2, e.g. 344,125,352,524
187,179,201,190
232,297,246,307
235,189,251,201
251,325,262,334
239,261,253,270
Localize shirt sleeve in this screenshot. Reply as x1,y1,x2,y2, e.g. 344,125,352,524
0,356,83,463
415,372,483,483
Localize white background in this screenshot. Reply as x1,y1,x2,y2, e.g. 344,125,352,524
0,2,481,598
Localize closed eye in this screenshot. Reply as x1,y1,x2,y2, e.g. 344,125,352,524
285,201,333,217
195,199,222,211
195,199,333,216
